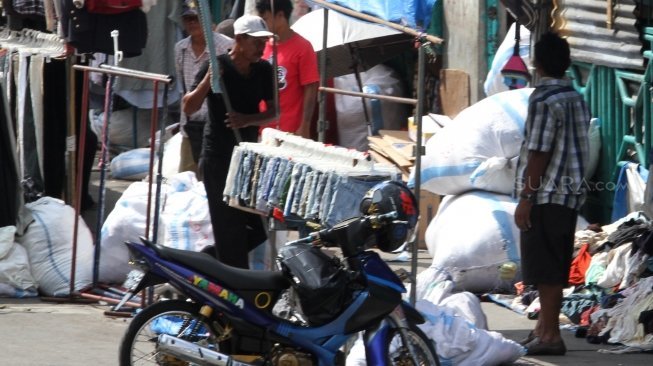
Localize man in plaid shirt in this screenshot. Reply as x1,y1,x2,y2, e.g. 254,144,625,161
514,32,591,356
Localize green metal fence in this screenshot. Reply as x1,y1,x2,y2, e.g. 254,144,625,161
568,27,653,224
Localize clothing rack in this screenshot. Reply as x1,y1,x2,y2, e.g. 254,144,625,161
0,27,69,228
0,27,66,57
260,127,375,169
71,63,172,307
225,128,399,234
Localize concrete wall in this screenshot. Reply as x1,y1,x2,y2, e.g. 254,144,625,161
442,0,488,104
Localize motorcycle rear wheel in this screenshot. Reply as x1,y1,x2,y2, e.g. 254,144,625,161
385,323,440,366
119,300,226,366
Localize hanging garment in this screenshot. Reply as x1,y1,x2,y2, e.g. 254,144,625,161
13,0,46,16
224,130,397,227
28,54,44,182
62,1,147,57
16,50,44,195
0,66,20,226
113,0,181,93
85,0,142,14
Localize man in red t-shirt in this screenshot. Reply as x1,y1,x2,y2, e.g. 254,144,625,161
256,0,319,138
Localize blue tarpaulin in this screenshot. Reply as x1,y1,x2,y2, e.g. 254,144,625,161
308,0,437,30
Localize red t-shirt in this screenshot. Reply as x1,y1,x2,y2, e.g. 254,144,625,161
262,32,319,133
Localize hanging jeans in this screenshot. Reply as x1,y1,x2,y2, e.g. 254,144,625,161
323,175,387,227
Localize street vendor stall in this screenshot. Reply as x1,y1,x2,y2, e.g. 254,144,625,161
298,0,442,304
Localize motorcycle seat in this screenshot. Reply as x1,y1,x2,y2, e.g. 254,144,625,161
154,244,291,291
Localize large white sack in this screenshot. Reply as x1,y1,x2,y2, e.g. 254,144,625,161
334,64,410,151
484,23,531,97
416,300,525,366
158,172,214,252
0,226,38,297
15,197,94,297
152,131,183,180
425,191,522,293
415,88,532,195
0,225,15,259
90,107,155,150
110,148,153,181
99,181,168,284
413,267,489,330
346,294,503,366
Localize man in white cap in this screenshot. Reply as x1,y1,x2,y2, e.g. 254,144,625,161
182,14,276,269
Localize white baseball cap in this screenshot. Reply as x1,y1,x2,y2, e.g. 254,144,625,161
233,15,273,38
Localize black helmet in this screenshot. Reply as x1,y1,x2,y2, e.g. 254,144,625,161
359,181,418,252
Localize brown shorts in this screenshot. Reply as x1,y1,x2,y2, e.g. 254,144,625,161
520,203,577,286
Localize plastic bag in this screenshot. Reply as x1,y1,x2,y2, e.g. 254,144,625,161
279,244,350,325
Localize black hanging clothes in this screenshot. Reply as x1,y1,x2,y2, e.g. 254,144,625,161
61,0,148,57
0,78,19,227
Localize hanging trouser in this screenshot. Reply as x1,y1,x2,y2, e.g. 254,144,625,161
42,58,68,199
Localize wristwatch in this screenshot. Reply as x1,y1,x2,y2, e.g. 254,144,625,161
519,192,535,203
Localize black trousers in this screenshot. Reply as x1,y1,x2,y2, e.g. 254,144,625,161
201,153,267,269
520,203,577,286
185,120,205,164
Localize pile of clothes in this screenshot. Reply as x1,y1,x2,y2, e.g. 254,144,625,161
512,212,653,353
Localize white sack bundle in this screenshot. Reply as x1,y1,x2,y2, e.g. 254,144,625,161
16,197,94,296
0,226,38,297
425,191,521,293
415,88,532,195
99,181,168,284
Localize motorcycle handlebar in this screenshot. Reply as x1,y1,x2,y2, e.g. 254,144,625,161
283,211,400,247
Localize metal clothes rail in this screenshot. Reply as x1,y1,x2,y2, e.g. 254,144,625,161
70,63,172,300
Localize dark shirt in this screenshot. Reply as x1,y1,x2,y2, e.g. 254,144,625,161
61,0,147,57
194,54,274,159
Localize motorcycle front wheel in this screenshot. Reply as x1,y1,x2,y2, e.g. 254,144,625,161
119,300,227,366
386,322,440,366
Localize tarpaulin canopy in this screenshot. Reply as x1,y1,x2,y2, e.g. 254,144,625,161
308,0,438,30
291,8,414,78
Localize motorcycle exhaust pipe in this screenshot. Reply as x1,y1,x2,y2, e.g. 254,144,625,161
157,334,230,366
157,334,257,366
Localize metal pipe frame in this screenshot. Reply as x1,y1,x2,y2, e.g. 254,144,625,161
318,86,418,105
71,64,172,294
73,64,172,83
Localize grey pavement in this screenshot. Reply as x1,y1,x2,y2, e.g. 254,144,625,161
1,173,650,365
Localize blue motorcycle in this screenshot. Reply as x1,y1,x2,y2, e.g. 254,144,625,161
118,181,440,366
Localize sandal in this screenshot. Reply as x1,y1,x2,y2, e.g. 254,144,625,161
525,338,567,356
518,331,536,346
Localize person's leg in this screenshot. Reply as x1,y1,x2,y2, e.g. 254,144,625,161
536,283,564,343
245,211,267,252
214,204,252,269
523,204,576,355
202,154,255,269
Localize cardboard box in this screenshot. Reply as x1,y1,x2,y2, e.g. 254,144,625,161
417,190,440,250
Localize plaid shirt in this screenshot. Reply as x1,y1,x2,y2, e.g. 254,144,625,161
175,32,233,129
515,77,591,210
